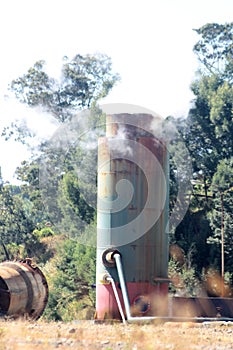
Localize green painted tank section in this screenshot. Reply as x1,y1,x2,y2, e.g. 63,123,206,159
96,113,169,285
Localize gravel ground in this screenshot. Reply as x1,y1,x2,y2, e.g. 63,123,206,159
1,320,233,349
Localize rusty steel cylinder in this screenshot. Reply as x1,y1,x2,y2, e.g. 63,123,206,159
0,260,48,319
96,113,169,320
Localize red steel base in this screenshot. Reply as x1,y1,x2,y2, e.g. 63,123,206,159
95,282,168,320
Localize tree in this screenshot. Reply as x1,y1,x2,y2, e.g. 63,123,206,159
183,74,231,181
193,22,233,82
0,185,34,246
2,53,119,143
0,184,53,262
174,209,212,273
36,106,103,236
9,54,119,124
182,22,233,181
187,22,233,180
0,52,119,319
207,158,233,274
58,171,95,233
174,22,233,280
43,238,96,321
3,53,116,237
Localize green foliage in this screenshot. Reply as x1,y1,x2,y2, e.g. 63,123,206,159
60,172,95,224
0,51,119,320
207,158,233,272
38,106,104,236
185,22,233,179
2,25,233,319
211,157,233,192
33,227,55,238
193,22,233,81
176,21,233,280
174,211,211,273
9,53,119,124
184,75,223,179
15,160,49,225
168,259,201,297
43,238,96,321
167,117,193,234
0,185,34,246
0,181,57,263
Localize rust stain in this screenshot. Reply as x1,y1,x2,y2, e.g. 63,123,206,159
0,260,48,319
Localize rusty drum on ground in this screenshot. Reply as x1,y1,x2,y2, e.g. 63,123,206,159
0,259,48,319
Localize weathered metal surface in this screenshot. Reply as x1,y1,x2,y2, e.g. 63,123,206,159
0,260,48,319
171,297,233,318
96,113,169,320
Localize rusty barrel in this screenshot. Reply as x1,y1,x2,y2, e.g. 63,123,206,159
0,260,48,319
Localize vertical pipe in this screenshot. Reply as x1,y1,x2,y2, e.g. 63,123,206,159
113,253,131,320
106,275,126,324
113,252,165,322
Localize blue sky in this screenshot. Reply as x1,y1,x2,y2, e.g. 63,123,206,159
0,0,233,182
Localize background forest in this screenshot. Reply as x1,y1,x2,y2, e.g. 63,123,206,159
0,22,233,321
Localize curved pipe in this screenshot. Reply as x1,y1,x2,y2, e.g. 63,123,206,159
105,275,126,324
113,253,158,323
113,253,233,323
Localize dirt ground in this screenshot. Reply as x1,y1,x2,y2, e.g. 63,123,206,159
1,320,233,349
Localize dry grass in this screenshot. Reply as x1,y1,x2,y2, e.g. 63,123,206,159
0,319,233,349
